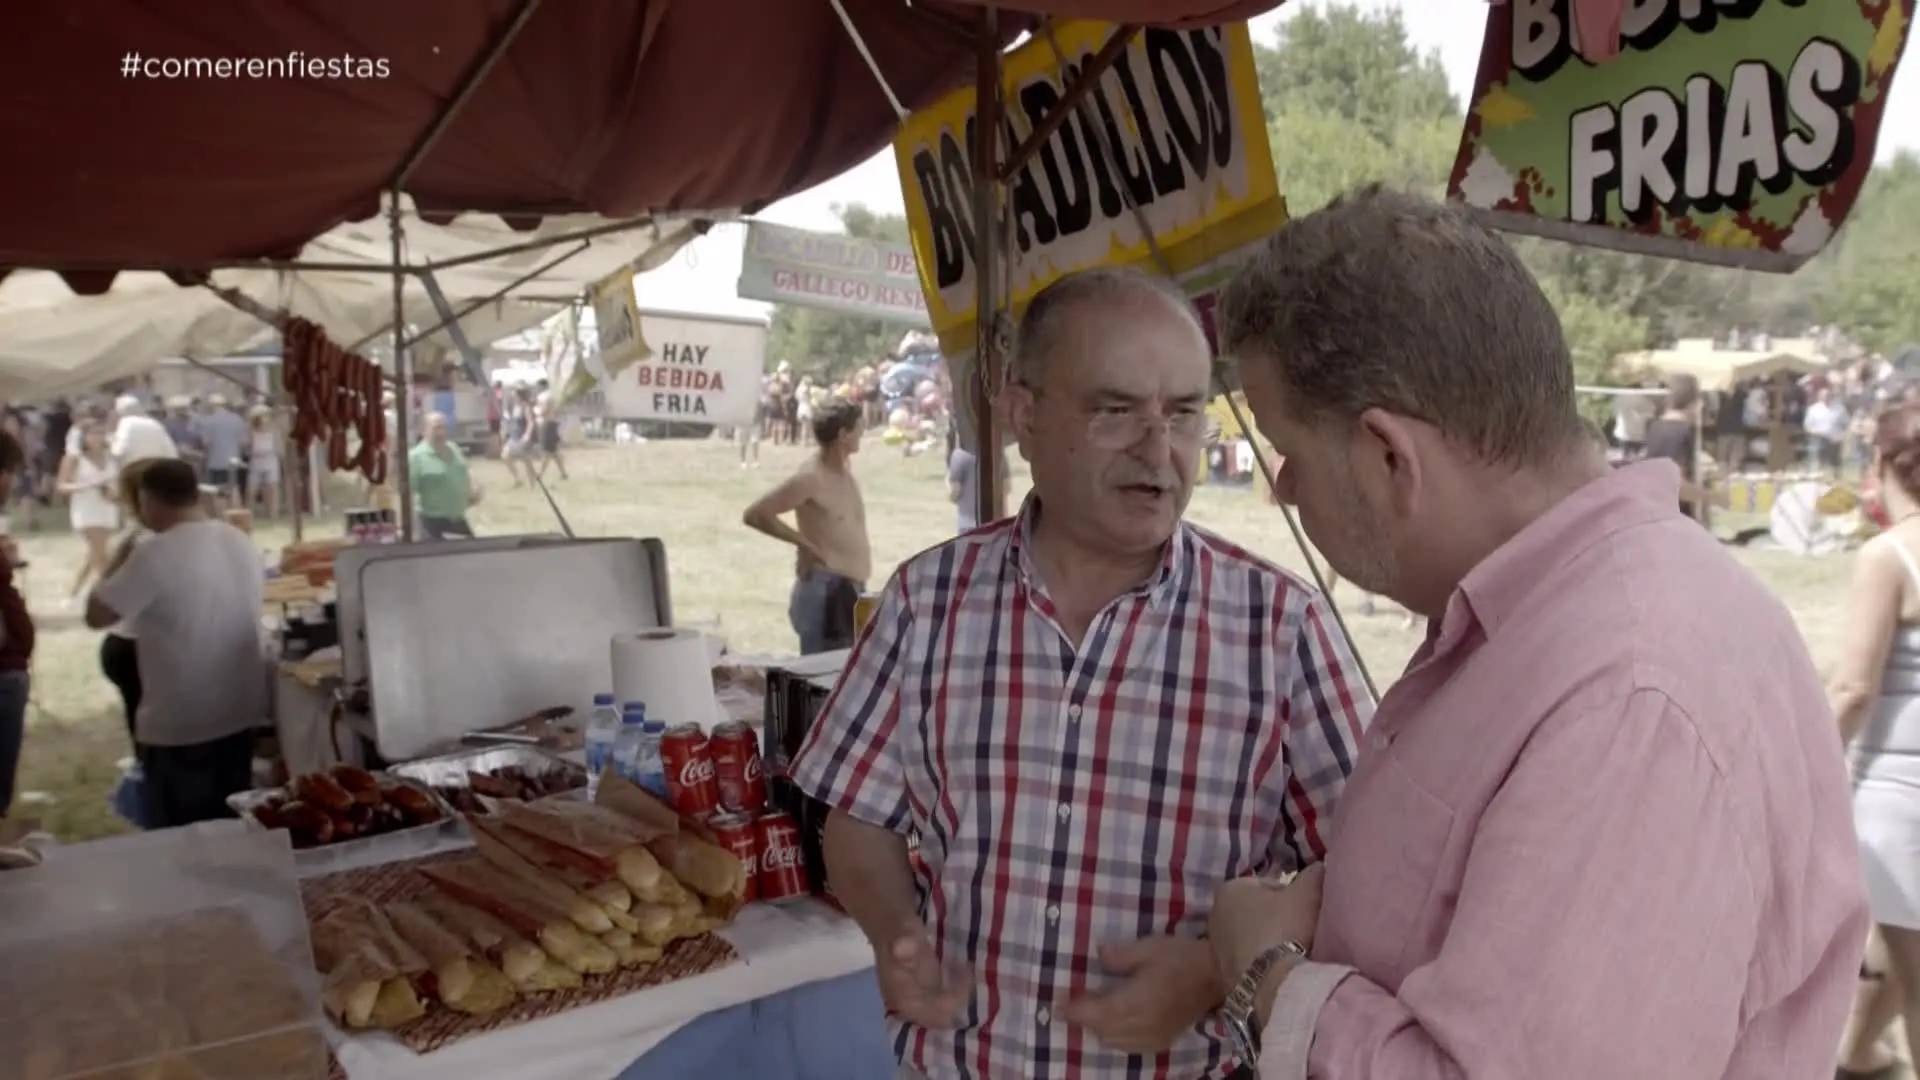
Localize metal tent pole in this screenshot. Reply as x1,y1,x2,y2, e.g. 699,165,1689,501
971,7,1005,526
389,196,414,542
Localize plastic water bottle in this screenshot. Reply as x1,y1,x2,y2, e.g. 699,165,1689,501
614,703,652,791
584,694,620,798
637,717,668,799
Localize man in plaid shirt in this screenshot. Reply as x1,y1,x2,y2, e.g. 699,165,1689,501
788,268,1373,1080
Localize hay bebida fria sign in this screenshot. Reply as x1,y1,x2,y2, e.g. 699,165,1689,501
1449,0,1913,270
598,310,764,426
895,20,1287,356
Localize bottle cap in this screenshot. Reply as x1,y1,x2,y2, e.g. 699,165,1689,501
593,693,615,706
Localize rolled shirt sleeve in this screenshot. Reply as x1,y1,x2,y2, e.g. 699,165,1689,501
1261,690,1762,1078
786,571,915,833
1268,592,1372,872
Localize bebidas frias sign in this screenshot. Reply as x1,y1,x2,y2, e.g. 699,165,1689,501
895,20,1285,356
1450,0,1912,270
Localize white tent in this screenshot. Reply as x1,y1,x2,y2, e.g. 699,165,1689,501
0,201,719,397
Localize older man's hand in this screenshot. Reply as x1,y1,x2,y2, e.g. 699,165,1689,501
1062,936,1221,1054
1209,863,1326,993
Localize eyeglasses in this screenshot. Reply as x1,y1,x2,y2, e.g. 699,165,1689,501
1085,408,1209,450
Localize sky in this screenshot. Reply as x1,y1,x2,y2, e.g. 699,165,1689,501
634,0,1920,319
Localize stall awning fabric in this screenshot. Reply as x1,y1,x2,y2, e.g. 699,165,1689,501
0,209,708,398
0,0,1282,295
1619,349,1830,393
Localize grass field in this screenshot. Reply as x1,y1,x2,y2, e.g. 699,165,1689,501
8,438,1855,842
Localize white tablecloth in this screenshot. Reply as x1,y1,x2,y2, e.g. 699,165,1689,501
275,670,364,776
332,899,874,1080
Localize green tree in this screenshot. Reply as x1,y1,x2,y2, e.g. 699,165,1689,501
1811,153,1920,353
1254,4,1659,373
765,203,920,380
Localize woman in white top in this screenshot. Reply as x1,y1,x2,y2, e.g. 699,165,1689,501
245,408,281,519
58,420,118,602
1835,402,1920,1077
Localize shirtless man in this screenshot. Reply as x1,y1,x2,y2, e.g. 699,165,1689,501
742,399,872,654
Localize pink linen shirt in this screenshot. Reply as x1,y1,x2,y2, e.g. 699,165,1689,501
1259,461,1868,1078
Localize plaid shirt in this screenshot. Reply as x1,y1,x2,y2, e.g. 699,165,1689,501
789,501,1372,1080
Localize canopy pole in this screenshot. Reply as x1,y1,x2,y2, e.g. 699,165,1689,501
389,195,414,543
419,216,664,274
827,0,910,119
344,240,594,356
999,25,1136,183
394,0,545,188
971,7,1005,526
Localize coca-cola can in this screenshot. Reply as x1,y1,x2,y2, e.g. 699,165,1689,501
661,723,719,817
711,720,767,813
706,811,760,904
755,810,808,903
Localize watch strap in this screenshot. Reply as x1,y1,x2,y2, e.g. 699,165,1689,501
1222,939,1307,1064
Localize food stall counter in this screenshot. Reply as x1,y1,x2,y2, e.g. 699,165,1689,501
330,899,879,1080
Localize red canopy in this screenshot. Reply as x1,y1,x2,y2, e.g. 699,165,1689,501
0,1,1280,292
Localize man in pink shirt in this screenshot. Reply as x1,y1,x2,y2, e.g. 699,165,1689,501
1203,185,1868,1078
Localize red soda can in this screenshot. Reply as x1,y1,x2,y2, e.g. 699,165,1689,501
660,723,719,816
755,810,808,902
711,720,767,813
705,811,760,904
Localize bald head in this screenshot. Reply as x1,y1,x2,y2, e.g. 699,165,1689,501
1012,267,1205,390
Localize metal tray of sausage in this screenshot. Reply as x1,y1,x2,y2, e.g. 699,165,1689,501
227,769,462,877
387,745,587,816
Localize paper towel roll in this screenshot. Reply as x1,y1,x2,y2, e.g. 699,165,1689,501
610,628,719,729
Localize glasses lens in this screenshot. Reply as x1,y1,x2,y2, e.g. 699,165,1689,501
1087,415,1141,449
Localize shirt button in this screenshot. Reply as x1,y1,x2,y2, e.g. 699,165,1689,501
1370,731,1392,752
1046,904,1060,923
1056,803,1071,821
1068,704,1082,722
1036,1006,1052,1025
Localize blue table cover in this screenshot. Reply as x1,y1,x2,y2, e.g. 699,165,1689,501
614,968,894,1080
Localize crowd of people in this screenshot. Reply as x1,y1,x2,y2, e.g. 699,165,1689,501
747,189,1918,1080
1606,359,1918,479
739,354,948,468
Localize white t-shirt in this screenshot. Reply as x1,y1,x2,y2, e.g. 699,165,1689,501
110,414,179,464
94,520,267,746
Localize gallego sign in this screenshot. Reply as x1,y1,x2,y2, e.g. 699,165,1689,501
736,221,930,326
894,20,1286,355
1449,0,1914,270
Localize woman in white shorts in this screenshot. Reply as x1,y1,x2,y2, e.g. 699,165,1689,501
57,419,118,603
245,407,281,518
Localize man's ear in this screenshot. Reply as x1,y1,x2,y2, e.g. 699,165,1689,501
1001,383,1037,445
1355,407,1425,518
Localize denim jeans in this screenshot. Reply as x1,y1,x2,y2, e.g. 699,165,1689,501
0,670,31,816
788,570,860,655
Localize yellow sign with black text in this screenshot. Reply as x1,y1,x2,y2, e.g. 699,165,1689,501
894,20,1286,356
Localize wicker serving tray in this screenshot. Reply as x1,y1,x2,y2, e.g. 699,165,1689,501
303,850,739,1056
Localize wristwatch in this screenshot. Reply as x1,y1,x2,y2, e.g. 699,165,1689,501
1222,939,1308,1065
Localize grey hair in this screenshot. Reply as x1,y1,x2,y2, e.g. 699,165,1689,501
1216,185,1582,466
1012,266,1203,387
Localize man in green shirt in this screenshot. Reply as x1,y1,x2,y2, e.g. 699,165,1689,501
407,412,480,539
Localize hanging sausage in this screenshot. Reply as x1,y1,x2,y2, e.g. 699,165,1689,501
281,316,389,486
